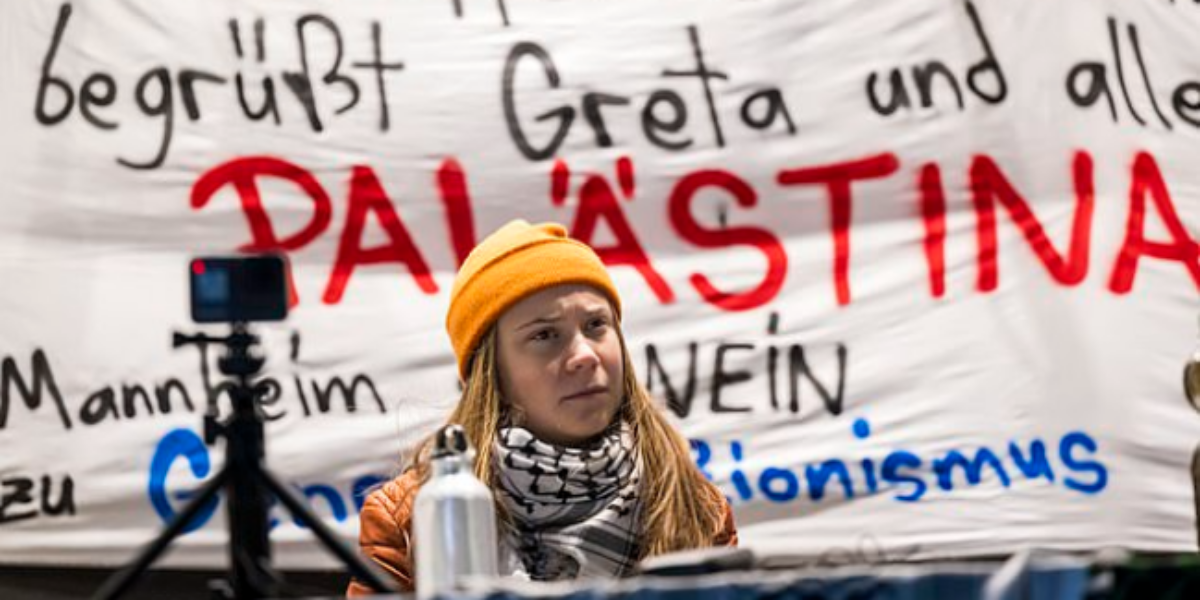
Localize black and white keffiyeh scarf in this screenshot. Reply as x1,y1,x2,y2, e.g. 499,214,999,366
493,422,642,581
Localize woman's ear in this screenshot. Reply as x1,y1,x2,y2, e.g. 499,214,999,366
501,401,527,428
510,404,527,428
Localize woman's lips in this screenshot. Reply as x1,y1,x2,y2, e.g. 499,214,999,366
562,386,608,401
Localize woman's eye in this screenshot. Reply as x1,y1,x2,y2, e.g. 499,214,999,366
530,328,555,342
588,318,609,332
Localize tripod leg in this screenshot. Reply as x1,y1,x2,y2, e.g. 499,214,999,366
259,467,396,594
224,413,276,600
1192,444,1200,551
92,467,230,600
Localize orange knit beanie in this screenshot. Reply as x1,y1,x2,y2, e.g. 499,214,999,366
446,220,622,379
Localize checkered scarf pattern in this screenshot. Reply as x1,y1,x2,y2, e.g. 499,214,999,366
493,422,641,581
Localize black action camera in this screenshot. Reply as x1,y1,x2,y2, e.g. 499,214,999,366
189,255,288,323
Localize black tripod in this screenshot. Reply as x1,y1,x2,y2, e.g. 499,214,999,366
93,323,394,599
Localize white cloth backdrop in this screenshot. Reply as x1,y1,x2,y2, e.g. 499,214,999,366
1,0,1199,569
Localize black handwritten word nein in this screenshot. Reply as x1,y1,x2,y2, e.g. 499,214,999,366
644,313,847,419
35,4,404,170
503,25,797,160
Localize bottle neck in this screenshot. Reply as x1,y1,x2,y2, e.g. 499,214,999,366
431,454,470,478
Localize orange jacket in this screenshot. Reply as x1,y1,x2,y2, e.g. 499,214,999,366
346,470,738,596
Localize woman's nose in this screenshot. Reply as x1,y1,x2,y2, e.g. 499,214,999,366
565,332,601,371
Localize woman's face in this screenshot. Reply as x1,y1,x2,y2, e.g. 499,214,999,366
495,284,624,446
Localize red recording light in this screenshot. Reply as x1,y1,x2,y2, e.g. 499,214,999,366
191,260,206,276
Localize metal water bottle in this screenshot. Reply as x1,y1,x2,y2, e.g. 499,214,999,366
1186,313,1200,411
413,424,499,600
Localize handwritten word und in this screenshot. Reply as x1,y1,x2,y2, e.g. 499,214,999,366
866,1,1007,116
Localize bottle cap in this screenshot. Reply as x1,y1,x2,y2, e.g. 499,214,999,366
433,424,469,459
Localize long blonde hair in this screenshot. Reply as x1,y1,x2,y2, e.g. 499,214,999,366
407,325,728,559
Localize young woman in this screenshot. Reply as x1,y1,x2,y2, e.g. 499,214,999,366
347,220,736,595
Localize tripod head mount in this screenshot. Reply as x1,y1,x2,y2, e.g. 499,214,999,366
173,322,265,379
173,322,268,446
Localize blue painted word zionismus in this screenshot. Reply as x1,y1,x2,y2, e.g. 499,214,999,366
691,417,1108,505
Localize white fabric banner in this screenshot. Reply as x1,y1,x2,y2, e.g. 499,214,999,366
1,0,1199,569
